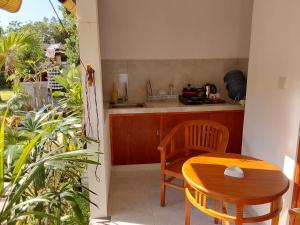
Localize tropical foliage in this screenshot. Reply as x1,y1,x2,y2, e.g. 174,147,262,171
0,106,97,225
0,6,80,84
61,9,80,65
1,6,79,66
0,32,34,77
0,4,92,224
6,81,31,112
52,65,83,117
5,17,68,46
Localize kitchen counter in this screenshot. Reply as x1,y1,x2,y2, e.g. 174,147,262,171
108,100,245,165
105,100,244,115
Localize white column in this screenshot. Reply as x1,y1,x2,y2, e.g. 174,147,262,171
77,0,110,219
242,0,300,224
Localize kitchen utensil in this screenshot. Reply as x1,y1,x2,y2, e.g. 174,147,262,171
146,80,153,97
169,84,174,95
224,70,246,101
204,83,217,98
118,73,128,102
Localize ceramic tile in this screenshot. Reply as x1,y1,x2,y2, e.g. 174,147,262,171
108,166,237,225
149,190,185,216
111,214,155,225
101,59,249,102
108,166,265,225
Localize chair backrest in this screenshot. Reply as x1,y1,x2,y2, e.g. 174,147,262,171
181,120,229,154
289,208,300,225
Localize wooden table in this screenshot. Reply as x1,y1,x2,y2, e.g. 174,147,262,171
182,153,289,225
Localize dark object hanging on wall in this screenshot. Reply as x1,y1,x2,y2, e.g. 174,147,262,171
224,70,247,101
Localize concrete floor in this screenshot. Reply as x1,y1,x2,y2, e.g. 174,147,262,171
91,164,262,225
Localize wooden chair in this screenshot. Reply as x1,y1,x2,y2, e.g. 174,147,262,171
158,119,229,207
184,183,232,225
289,208,300,225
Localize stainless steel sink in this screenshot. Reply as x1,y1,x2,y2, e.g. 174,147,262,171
110,102,146,108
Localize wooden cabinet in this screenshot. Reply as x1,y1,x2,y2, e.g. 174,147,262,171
110,114,161,165
161,112,210,138
161,112,211,151
110,110,244,165
161,111,244,154
209,111,244,153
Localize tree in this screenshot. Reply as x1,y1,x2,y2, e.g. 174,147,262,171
5,18,69,45
0,32,34,77
6,21,22,33
17,24,44,64
61,7,80,65
1,7,80,72
26,17,68,44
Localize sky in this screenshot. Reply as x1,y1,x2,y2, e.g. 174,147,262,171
0,0,62,29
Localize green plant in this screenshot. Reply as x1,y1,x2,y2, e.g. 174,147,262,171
12,58,47,83
6,81,31,112
61,8,80,65
0,26,3,36
52,65,83,117
9,58,53,110
0,89,14,103
0,107,97,225
0,73,12,89
0,31,33,77
0,74,6,88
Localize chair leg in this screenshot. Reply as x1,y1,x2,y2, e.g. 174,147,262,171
222,220,230,225
185,192,191,225
222,202,230,225
214,200,220,224
160,174,166,207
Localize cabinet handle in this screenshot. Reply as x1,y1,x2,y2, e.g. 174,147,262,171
156,129,160,136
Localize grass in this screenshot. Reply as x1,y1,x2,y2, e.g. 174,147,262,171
0,88,13,102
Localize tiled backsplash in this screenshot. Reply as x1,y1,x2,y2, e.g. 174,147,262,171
101,58,248,102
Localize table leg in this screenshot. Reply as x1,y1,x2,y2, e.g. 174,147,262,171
185,192,191,225
271,198,282,225
160,174,166,207
235,204,243,225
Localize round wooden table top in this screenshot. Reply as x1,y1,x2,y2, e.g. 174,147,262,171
182,153,289,205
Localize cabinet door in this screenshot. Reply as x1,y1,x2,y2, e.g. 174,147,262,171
161,112,210,138
209,110,244,154
110,114,161,165
161,112,210,150
161,110,244,154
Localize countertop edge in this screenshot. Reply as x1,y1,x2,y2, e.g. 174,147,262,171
105,103,244,115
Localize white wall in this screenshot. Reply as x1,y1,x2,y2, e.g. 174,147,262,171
242,0,300,224
99,0,253,59
77,0,111,219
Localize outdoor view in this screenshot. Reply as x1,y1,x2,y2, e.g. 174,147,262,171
0,1,96,224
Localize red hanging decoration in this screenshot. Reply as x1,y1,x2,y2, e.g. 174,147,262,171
86,64,95,87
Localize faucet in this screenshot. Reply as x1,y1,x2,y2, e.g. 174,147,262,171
125,83,128,102
146,80,153,98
